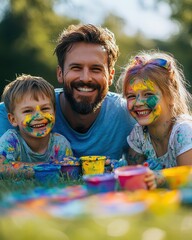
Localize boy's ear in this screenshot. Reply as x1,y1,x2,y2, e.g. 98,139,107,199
108,68,115,86
57,66,63,84
8,113,18,127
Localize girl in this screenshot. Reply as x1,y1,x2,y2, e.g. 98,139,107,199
121,50,192,186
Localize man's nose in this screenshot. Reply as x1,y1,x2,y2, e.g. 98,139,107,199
80,68,92,82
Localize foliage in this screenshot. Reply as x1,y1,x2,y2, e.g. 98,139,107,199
0,0,79,96
0,0,191,95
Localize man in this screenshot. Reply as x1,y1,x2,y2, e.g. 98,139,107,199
0,24,135,160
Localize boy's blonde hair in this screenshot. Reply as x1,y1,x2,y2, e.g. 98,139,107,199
2,74,56,113
120,50,192,118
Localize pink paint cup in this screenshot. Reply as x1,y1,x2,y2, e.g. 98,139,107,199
115,166,148,191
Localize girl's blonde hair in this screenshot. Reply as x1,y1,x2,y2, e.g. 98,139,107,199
119,50,192,118
2,74,56,113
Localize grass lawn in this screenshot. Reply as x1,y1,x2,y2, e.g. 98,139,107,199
0,175,192,239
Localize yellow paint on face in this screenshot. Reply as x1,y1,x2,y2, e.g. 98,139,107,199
131,79,155,92
22,105,55,137
148,104,162,123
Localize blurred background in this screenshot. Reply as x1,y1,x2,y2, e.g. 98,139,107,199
0,0,191,95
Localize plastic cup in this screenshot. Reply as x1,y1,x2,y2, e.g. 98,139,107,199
60,157,82,180
83,173,116,194
80,156,106,175
115,166,148,191
33,163,61,185
162,166,191,189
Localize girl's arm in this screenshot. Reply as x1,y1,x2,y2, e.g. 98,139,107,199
127,147,145,165
177,149,192,165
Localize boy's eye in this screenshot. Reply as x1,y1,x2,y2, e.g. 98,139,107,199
23,109,32,114
41,107,51,111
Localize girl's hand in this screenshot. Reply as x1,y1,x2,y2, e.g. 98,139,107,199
144,169,157,190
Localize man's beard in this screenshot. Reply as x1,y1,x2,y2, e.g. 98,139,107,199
63,82,108,114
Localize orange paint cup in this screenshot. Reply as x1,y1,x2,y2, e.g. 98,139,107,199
80,156,106,175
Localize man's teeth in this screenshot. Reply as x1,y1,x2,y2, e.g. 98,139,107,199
77,87,93,92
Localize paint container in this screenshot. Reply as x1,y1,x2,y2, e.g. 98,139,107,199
162,166,191,189
60,157,82,180
33,163,61,185
115,166,148,191
80,156,106,175
83,173,116,194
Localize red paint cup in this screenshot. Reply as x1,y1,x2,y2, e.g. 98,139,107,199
115,166,148,191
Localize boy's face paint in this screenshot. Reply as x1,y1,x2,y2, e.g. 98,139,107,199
10,94,55,138
126,78,166,126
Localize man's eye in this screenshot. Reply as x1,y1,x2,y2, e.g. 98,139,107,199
92,68,102,72
71,66,80,70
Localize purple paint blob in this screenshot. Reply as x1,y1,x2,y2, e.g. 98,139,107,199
61,165,82,180
83,173,116,194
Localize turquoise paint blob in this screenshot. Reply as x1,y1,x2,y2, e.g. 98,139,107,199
146,95,159,109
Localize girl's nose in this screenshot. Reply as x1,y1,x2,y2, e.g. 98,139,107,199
135,95,144,106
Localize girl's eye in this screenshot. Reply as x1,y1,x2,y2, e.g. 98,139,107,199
145,92,154,97
126,95,135,100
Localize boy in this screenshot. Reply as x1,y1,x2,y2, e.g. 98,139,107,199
0,74,73,177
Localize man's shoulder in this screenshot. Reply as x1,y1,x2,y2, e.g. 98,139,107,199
54,88,63,96
105,91,127,109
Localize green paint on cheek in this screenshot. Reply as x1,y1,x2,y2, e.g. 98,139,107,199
146,95,159,109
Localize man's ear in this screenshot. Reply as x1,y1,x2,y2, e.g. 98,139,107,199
8,113,18,127
57,66,63,84
108,68,115,86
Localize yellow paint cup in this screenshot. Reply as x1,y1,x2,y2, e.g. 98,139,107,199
80,156,106,175
162,166,191,189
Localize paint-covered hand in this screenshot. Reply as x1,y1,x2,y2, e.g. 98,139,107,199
105,158,127,172
144,169,157,190
143,158,163,170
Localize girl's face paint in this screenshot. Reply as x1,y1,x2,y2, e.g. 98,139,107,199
126,78,167,126
10,94,55,138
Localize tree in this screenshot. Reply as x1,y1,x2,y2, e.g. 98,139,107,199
0,0,79,95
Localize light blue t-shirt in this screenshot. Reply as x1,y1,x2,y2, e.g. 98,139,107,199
0,89,135,159
0,129,73,163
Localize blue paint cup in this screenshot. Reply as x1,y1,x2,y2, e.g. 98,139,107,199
33,163,61,185
83,173,117,194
